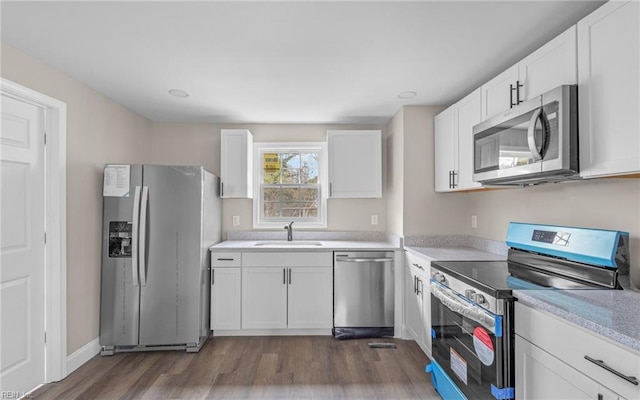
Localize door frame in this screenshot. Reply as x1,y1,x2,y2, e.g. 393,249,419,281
1,78,67,382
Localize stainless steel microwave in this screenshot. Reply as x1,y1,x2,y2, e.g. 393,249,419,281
472,85,578,185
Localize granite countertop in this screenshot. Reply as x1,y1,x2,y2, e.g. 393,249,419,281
210,239,400,251
514,285,640,353
405,246,507,261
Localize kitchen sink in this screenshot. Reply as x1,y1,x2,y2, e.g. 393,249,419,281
253,240,323,247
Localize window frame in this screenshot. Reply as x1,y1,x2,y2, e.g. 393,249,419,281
252,142,328,229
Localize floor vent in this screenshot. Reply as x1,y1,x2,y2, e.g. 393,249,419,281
368,343,397,349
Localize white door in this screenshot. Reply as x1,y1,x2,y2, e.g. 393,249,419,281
287,267,332,329
241,268,287,329
211,268,241,330
1,95,46,394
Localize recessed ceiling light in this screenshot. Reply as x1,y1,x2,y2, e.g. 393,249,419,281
398,91,417,99
168,89,189,98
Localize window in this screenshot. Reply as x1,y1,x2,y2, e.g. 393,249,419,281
253,143,327,228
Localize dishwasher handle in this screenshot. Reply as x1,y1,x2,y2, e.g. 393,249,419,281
335,257,394,263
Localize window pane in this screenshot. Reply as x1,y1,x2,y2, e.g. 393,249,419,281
264,171,281,184
300,202,318,218
296,187,317,201
263,201,282,218
281,153,300,169
263,187,281,202
281,205,300,218
282,168,300,184
280,186,298,201
300,153,318,184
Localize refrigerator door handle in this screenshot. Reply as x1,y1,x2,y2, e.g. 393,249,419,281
131,186,141,287
139,186,149,286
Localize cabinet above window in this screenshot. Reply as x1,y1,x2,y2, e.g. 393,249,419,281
327,130,382,198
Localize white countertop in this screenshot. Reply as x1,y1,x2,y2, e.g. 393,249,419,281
210,239,400,251
405,246,507,261
515,287,640,353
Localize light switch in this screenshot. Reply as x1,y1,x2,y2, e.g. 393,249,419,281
371,215,378,225
232,216,240,226
471,215,478,229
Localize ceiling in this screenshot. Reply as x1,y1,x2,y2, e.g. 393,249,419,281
1,1,604,125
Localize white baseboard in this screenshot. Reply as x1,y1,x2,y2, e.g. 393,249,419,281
66,337,100,376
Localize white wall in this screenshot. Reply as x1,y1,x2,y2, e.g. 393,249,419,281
151,122,387,237
384,107,404,236
1,43,153,355
465,178,640,287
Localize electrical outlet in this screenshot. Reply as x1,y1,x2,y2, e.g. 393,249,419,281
471,215,478,229
232,216,240,226
371,215,379,225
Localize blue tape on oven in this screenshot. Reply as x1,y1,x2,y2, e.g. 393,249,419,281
432,328,436,339
494,315,503,337
491,384,514,399
425,361,468,400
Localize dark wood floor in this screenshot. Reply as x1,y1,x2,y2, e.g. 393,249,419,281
33,336,440,399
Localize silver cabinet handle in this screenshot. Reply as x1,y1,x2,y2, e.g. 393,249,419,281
131,186,141,287
216,258,235,261
288,268,292,285
584,356,639,386
412,263,424,270
283,268,286,285
221,181,224,197
211,269,214,286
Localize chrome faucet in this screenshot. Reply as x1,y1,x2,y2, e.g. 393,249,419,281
284,221,294,241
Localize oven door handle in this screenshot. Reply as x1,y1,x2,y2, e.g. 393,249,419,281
431,281,498,334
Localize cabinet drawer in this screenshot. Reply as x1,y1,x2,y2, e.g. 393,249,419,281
242,252,333,267
211,252,242,267
516,302,640,399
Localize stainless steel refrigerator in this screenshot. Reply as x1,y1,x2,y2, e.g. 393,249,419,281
99,165,221,355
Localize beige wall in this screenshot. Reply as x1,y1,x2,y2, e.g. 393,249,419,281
384,108,404,236
1,43,153,355
464,178,640,287
151,123,387,237
402,105,467,235
385,105,467,237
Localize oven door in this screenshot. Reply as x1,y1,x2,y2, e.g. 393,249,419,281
430,282,514,400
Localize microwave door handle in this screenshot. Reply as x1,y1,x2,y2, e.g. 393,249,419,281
527,107,544,161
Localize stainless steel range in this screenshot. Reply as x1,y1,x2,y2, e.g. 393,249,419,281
426,222,630,400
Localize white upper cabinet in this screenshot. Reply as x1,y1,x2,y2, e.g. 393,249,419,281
434,88,482,192
434,106,457,192
481,26,577,121
220,129,253,198
456,89,483,190
518,25,577,101
481,64,520,121
578,0,640,178
327,130,382,198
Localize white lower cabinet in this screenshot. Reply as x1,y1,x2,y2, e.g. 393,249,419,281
241,251,334,331
516,302,637,400
211,267,242,330
404,251,432,357
242,267,288,329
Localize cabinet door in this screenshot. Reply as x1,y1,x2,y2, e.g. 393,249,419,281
516,335,601,400
327,130,382,198
481,64,519,120
404,267,423,341
242,268,287,329
578,1,640,177
220,129,253,198
287,267,333,329
419,266,432,356
211,268,241,330
456,88,482,190
434,106,457,192
518,25,577,101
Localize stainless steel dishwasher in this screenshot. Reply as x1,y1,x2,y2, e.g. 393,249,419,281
333,251,394,339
